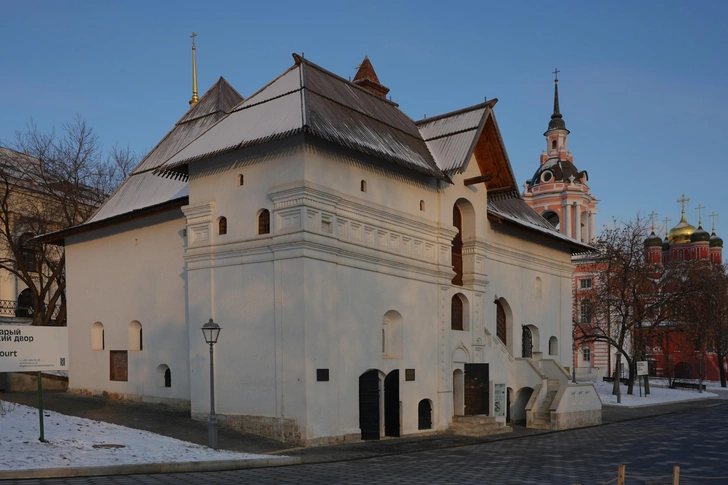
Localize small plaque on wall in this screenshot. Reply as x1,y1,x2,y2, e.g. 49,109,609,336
316,369,329,382
405,369,415,381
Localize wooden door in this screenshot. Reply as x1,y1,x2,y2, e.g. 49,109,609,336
464,363,489,415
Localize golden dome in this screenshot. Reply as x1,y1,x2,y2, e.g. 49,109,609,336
668,212,696,244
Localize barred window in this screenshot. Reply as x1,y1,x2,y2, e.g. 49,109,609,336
258,210,270,235
451,295,463,331
496,301,506,344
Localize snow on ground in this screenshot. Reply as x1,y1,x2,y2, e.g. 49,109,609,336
0,402,273,470
590,379,718,406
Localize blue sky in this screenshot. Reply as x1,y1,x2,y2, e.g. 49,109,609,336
2,1,727,236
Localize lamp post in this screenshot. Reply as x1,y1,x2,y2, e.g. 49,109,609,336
201,318,221,449
572,343,577,383
614,351,622,404
698,353,704,394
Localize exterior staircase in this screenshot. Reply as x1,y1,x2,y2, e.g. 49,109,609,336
529,379,560,430
447,415,513,437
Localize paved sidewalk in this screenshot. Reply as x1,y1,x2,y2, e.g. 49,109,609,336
3,390,727,465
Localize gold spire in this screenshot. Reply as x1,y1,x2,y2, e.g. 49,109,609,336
648,211,658,232
695,204,705,226
189,32,199,107
710,212,719,233
677,193,690,222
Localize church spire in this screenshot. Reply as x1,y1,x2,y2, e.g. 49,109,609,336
189,32,199,107
546,69,569,134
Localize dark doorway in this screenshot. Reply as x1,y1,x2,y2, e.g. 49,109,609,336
418,399,432,430
522,326,533,358
464,363,489,415
359,370,380,440
506,387,512,423
384,370,400,437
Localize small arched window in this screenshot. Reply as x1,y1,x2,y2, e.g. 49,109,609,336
92,322,104,351
580,299,592,324
549,336,558,355
128,320,142,351
551,139,557,150
361,180,367,192
496,301,506,344
157,364,171,388
535,277,542,298
451,295,463,331
238,174,244,186
258,209,270,235
218,217,227,235
420,200,425,211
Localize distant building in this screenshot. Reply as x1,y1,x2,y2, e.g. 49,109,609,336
44,53,601,446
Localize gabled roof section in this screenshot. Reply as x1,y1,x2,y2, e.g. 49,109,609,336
86,77,243,225
472,110,519,193
415,102,491,174
157,55,447,180
487,190,593,253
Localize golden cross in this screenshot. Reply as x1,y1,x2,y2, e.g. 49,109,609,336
648,211,658,232
663,217,671,237
677,193,690,213
553,68,560,81
709,212,719,232
190,32,197,48
695,204,705,225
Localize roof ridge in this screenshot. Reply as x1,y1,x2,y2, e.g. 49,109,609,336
232,63,301,111
422,126,480,142
415,100,496,125
293,54,400,107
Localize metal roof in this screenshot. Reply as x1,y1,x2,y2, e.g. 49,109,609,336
487,192,593,252
157,55,446,180
87,77,243,225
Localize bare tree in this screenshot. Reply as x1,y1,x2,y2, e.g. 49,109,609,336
575,216,691,394
0,116,136,325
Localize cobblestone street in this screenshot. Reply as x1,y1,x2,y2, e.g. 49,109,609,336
7,400,728,485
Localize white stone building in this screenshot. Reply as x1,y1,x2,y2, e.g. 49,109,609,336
43,55,601,446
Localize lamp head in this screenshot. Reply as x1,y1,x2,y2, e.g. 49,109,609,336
201,318,221,345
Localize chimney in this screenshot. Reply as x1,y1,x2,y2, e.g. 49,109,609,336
352,56,390,99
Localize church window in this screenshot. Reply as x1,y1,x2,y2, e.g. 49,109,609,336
420,200,425,211
128,321,142,351
549,336,558,355
361,180,367,192
582,346,591,362
580,299,592,324
258,209,270,235
452,205,463,286
580,278,592,289
451,295,463,331
238,174,244,186
218,217,227,235
92,322,104,351
535,277,542,298
496,301,506,344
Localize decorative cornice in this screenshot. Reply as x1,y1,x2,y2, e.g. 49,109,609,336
181,201,216,225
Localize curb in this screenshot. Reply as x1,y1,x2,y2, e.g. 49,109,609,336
0,456,300,480
601,396,716,409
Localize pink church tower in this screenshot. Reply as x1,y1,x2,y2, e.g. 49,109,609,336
523,70,599,243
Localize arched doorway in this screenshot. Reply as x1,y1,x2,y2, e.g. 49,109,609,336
511,387,534,424
384,370,400,437
418,399,432,430
359,370,381,440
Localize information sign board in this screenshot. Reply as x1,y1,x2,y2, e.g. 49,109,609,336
636,361,648,376
494,383,506,417
0,326,68,372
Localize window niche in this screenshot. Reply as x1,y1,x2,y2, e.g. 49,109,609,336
382,310,403,359
218,217,227,235
128,320,142,351
157,364,171,388
258,209,270,235
238,174,244,186
360,180,367,192
91,322,104,351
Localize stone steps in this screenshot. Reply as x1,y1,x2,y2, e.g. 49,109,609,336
447,415,513,437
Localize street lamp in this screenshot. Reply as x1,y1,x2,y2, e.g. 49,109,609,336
614,351,622,404
698,353,704,394
201,318,221,449
572,343,577,383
